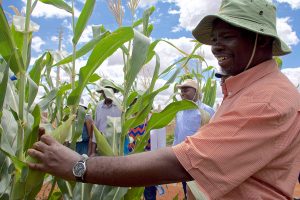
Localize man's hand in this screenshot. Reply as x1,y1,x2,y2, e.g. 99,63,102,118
27,133,82,181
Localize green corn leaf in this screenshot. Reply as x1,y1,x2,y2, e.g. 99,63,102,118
142,6,155,36
0,64,9,115
24,105,41,152
91,185,128,200
72,182,93,200
126,91,139,107
38,0,72,13
202,66,215,73
27,52,50,109
11,15,39,69
92,24,106,38
0,126,26,171
67,27,134,106
134,100,198,153
202,78,216,107
93,125,114,156
274,56,283,69
125,85,169,122
124,30,150,95
147,53,160,93
147,100,197,129
187,181,207,200
132,18,143,27
26,74,38,111
73,0,96,45
124,187,144,200
38,88,58,111
144,40,160,64
106,117,122,155
54,31,109,66
0,6,25,75
57,73,100,96
72,106,86,142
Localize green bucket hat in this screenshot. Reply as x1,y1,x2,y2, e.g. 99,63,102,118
192,0,291,56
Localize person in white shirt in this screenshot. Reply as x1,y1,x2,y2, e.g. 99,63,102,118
90,87,121,156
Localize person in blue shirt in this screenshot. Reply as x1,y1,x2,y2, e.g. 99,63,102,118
75,104,94,156
173,79,215,199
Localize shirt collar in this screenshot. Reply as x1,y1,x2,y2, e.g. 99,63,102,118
101,101,116,108
222,59,278,97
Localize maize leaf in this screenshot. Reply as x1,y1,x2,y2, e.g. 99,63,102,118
93,125,114,156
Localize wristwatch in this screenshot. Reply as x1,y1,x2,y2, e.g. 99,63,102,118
72,154,89,182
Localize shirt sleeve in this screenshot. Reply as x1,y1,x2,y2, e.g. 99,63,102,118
172,101,288,199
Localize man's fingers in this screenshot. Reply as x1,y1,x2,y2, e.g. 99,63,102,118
32,141,48,152
27,149,44,161
40,134,55,145
28,162,45,171
38,127,45,141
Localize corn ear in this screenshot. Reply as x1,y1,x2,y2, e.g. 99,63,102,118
94,125,115,156
50,114,76,143
16,115,76,198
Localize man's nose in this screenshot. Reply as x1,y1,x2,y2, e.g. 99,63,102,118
211,43,225,55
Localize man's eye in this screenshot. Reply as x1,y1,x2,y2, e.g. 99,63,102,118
223,35,234,39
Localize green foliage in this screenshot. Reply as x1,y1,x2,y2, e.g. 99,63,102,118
0,6,24,75
67,27,134,106
72,0,96,45
38,0,72,13
0,1,218,199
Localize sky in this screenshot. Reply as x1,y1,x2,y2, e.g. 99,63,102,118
2,0,300,107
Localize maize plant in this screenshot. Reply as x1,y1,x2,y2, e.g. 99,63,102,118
0,0,217,199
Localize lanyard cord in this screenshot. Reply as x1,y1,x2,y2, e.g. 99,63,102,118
244,33,258,71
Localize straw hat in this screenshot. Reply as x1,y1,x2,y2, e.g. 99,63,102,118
177,79,199,91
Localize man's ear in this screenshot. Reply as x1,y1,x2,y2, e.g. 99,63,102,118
258,35,274,48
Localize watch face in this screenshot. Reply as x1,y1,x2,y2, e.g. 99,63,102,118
73,162,85,177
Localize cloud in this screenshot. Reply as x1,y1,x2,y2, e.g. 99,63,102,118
171,26,182,33
138,0,159,8
22,0,80,19
154,37,195,69
276,0,300,9
168,8,180,15
32,36,45,52
163,0,299,49
78,25,94,44
166,0,221,31
51,36,58,42
281,67,300,91
277,17,299,47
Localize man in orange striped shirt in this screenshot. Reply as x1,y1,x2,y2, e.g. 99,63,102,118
29,0,300,199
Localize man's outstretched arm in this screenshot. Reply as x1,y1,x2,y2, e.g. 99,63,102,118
28,134,192,186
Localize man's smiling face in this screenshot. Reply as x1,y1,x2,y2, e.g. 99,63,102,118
211,20,256,76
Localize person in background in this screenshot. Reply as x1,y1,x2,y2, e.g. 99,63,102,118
173,79,214,199
124,98,156,200
28,0,300,199
91,86,121,156
75,102,94,156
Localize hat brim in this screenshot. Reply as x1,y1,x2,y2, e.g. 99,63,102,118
176,85,197,91
96,87,119,93
192,14,291,56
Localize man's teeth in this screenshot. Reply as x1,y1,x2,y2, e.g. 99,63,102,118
217,57,227,61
